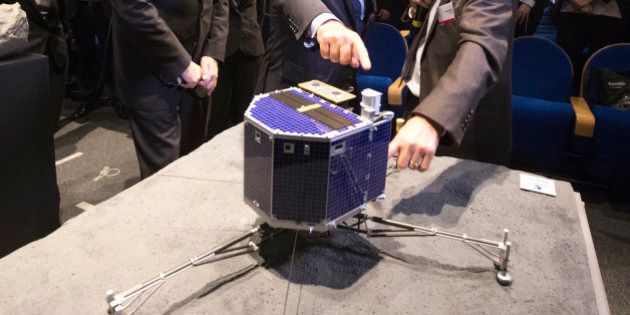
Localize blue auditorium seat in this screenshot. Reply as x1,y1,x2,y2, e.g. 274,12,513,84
511,36,575,172
580,44,630,187
356,23,408,117
512,95,575,171
513,36,573,102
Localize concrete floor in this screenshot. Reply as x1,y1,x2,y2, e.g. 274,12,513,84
55,101,140,223
54,100,630,314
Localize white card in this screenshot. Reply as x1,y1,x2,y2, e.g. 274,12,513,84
437,2,456,25
519,174,557,197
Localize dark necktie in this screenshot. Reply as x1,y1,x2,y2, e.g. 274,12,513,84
349,0,364,35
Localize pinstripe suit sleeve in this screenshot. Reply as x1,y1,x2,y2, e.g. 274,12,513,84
272,0,331,39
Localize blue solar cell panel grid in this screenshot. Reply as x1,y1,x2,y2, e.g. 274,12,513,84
250,95,328,135
243,123,273,215
289,89,364,130
271,139,330,223
326,129,373,221
249,89,364,136
366,120,392,200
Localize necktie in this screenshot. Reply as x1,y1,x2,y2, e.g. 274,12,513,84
349,0,364,35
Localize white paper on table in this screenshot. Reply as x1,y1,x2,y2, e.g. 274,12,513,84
519,173,557,197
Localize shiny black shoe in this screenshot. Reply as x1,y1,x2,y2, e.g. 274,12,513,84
115,104,128,120
112,97,128,120
70,102,96,120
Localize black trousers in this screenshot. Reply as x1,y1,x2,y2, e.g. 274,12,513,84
556,12,629,95
70,1,110,100
24,8,68,131
207,51,262,139
128,87,205,178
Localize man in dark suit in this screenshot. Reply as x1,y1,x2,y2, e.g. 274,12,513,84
555,0,629,95
514,0,548,37
206,0,265,140
376,0,407,29
17,0,68,131
258,0,372,92
389,0,515,171
110,0,228,178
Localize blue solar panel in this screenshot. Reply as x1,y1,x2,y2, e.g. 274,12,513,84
243,123,273,215
366,120,392,201
272,139,330,223
248,89,364,136
327,130,370,221
244,87,393,229
325,120,391,221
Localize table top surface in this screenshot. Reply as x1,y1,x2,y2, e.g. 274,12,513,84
0,124,606,314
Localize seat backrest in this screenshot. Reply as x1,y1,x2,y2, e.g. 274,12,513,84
357,23,407,81
512,36,573,102
581,43,630,104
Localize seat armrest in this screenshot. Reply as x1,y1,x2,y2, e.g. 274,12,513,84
570,96,595,138
388,77,407,106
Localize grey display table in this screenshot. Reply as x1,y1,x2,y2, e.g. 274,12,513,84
0,124,608,314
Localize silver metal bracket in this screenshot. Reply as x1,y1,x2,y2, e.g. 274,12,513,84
106,227,261,315
337,214,513,286
105,215,514,313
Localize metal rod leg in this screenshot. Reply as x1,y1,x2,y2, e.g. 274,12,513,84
106,227,260,314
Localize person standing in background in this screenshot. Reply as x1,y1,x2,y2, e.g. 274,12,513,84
17,0,68,132
206,0,265,140
390,0,515,171
376,0,407,29
555,0,629,95
67,0,110,119
515,0,549,37
258,0,372,92
110,0,228,178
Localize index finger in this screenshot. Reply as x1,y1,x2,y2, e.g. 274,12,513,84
388,137,400,158
351,36,371,71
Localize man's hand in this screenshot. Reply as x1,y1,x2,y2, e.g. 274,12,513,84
378,9,391,21
570,0,593,12
516,3,532,25
388,115,440,172
180,61,202,89
316,20,371,71
580,4,593,13
199,56,219,95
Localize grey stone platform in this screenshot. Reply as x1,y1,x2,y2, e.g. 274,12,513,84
0,124,608,314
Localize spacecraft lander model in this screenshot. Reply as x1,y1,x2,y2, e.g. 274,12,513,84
106,81,513,314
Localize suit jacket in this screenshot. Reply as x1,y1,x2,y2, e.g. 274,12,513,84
225,0,265,57
110,0,228,104
401,0,516,165
259,0,373,92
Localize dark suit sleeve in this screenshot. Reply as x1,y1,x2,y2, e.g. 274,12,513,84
412,0,513,145
273,0,331,39
110,0,191,84
202,0,229,62
377,0,392,11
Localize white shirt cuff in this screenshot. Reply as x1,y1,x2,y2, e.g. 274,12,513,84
309,13,340,38
520,0,536,8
